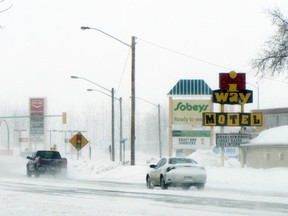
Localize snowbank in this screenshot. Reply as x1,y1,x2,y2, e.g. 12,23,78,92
249,125,288,145
65,148,288,194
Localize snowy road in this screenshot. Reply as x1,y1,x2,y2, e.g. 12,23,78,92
1,155,288,216
1,175,288,216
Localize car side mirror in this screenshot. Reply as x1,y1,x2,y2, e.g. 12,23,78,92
149,164,156,169
26,156,32,160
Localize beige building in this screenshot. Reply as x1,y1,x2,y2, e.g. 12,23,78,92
252,107,288,133
241,125,288,168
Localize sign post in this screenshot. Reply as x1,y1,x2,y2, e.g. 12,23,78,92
203,71,262,167
216,133,251,147
30,98,46,150
69,132,89,160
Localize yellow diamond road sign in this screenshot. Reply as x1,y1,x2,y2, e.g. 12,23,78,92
69,132,89,152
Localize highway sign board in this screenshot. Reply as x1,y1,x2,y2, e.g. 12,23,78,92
216,133,251,147
69,132,89,152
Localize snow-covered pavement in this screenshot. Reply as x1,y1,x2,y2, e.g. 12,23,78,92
1,151,288,216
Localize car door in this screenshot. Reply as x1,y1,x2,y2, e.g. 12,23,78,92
154,158,167,186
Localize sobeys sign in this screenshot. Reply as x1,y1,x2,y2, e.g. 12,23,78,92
174,102,209,112
173,100,211,126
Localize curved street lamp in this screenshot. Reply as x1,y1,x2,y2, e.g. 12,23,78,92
88,88,124,162
80,26,137,165
71,76,116,161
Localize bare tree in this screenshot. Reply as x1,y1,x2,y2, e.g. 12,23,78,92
0,0,13,29
251,8,288,79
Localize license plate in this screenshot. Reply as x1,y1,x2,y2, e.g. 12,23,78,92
184,176,193,181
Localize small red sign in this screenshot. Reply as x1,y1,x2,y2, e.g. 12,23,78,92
30,98,45,113
219,71,246,91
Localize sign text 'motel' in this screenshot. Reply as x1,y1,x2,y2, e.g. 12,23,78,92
203,112,262,126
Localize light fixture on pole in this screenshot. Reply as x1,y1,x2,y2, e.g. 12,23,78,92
80,26,137,165
71,76,116,161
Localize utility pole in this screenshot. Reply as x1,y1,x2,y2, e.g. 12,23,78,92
119,97,123,162
80,26,137,165
157,104,162,158
111,87,115,161
131,36,136,165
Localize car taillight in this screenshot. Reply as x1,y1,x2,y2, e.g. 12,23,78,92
167,166,175,172
37,158,43,166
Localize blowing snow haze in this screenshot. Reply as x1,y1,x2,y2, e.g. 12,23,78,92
0,0,288,156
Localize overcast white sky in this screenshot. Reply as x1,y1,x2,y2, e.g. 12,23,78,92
1,0,288,117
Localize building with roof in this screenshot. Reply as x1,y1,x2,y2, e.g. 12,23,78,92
240,125,288,168
167,79,213,156
251,107,288,133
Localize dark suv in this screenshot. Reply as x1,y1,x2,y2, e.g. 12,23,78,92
26,150,67,177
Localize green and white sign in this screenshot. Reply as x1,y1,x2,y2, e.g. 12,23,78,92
172,130,210,149
172,100,211,127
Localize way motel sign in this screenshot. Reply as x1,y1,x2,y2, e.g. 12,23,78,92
212,72,253,105
216,133,251,147
69,132,89,152
212,89,253,105
202,112,262,127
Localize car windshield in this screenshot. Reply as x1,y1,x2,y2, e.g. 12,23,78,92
35,151,61,159
169,158,197,165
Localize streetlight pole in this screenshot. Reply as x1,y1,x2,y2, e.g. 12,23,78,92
80,26,136,165
47,130,57,149
14,129,27,152
71,76,116,161
87,88,123,162
1,120,10,152
135,97,162,158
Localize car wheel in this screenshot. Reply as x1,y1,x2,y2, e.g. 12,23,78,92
196,183,205,190
146,176,154,189
182,185,191,190
160,176,168,190
26,169,32,177
35,171,40,178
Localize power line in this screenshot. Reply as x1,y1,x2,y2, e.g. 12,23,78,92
116,49,131,97
138,38,234,71
138,38,288,85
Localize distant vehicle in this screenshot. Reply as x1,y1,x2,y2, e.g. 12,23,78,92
146,157,206,190
26,150,67,177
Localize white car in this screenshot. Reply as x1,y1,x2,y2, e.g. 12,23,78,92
146,157,206,190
